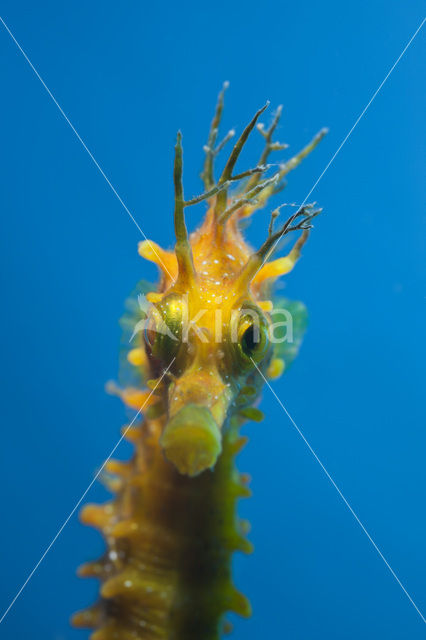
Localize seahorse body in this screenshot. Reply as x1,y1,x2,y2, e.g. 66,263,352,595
74,416,251,639
73,84,324,639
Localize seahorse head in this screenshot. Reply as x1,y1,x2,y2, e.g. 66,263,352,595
136,86,325,477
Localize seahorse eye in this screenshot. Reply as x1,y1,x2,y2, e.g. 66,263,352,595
144,294,186,362
240,324,257,354
235,306,270,366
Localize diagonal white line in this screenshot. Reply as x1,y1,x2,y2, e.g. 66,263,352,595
261,15,425,266
0,7,424,630
302,16,425,205
252,358,426,625
0,15,174,281
0,358,175,625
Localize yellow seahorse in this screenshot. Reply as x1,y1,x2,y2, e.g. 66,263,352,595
72,84,326,639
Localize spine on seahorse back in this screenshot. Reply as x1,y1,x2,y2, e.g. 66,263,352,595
73,410,252,639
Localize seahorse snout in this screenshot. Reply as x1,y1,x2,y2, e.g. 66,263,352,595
160,405,222,477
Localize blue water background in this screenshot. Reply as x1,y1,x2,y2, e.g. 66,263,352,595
0,2,425,638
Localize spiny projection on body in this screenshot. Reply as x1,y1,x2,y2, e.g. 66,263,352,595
73,83,326,639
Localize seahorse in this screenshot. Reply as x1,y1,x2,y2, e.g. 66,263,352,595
72,84,326,640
